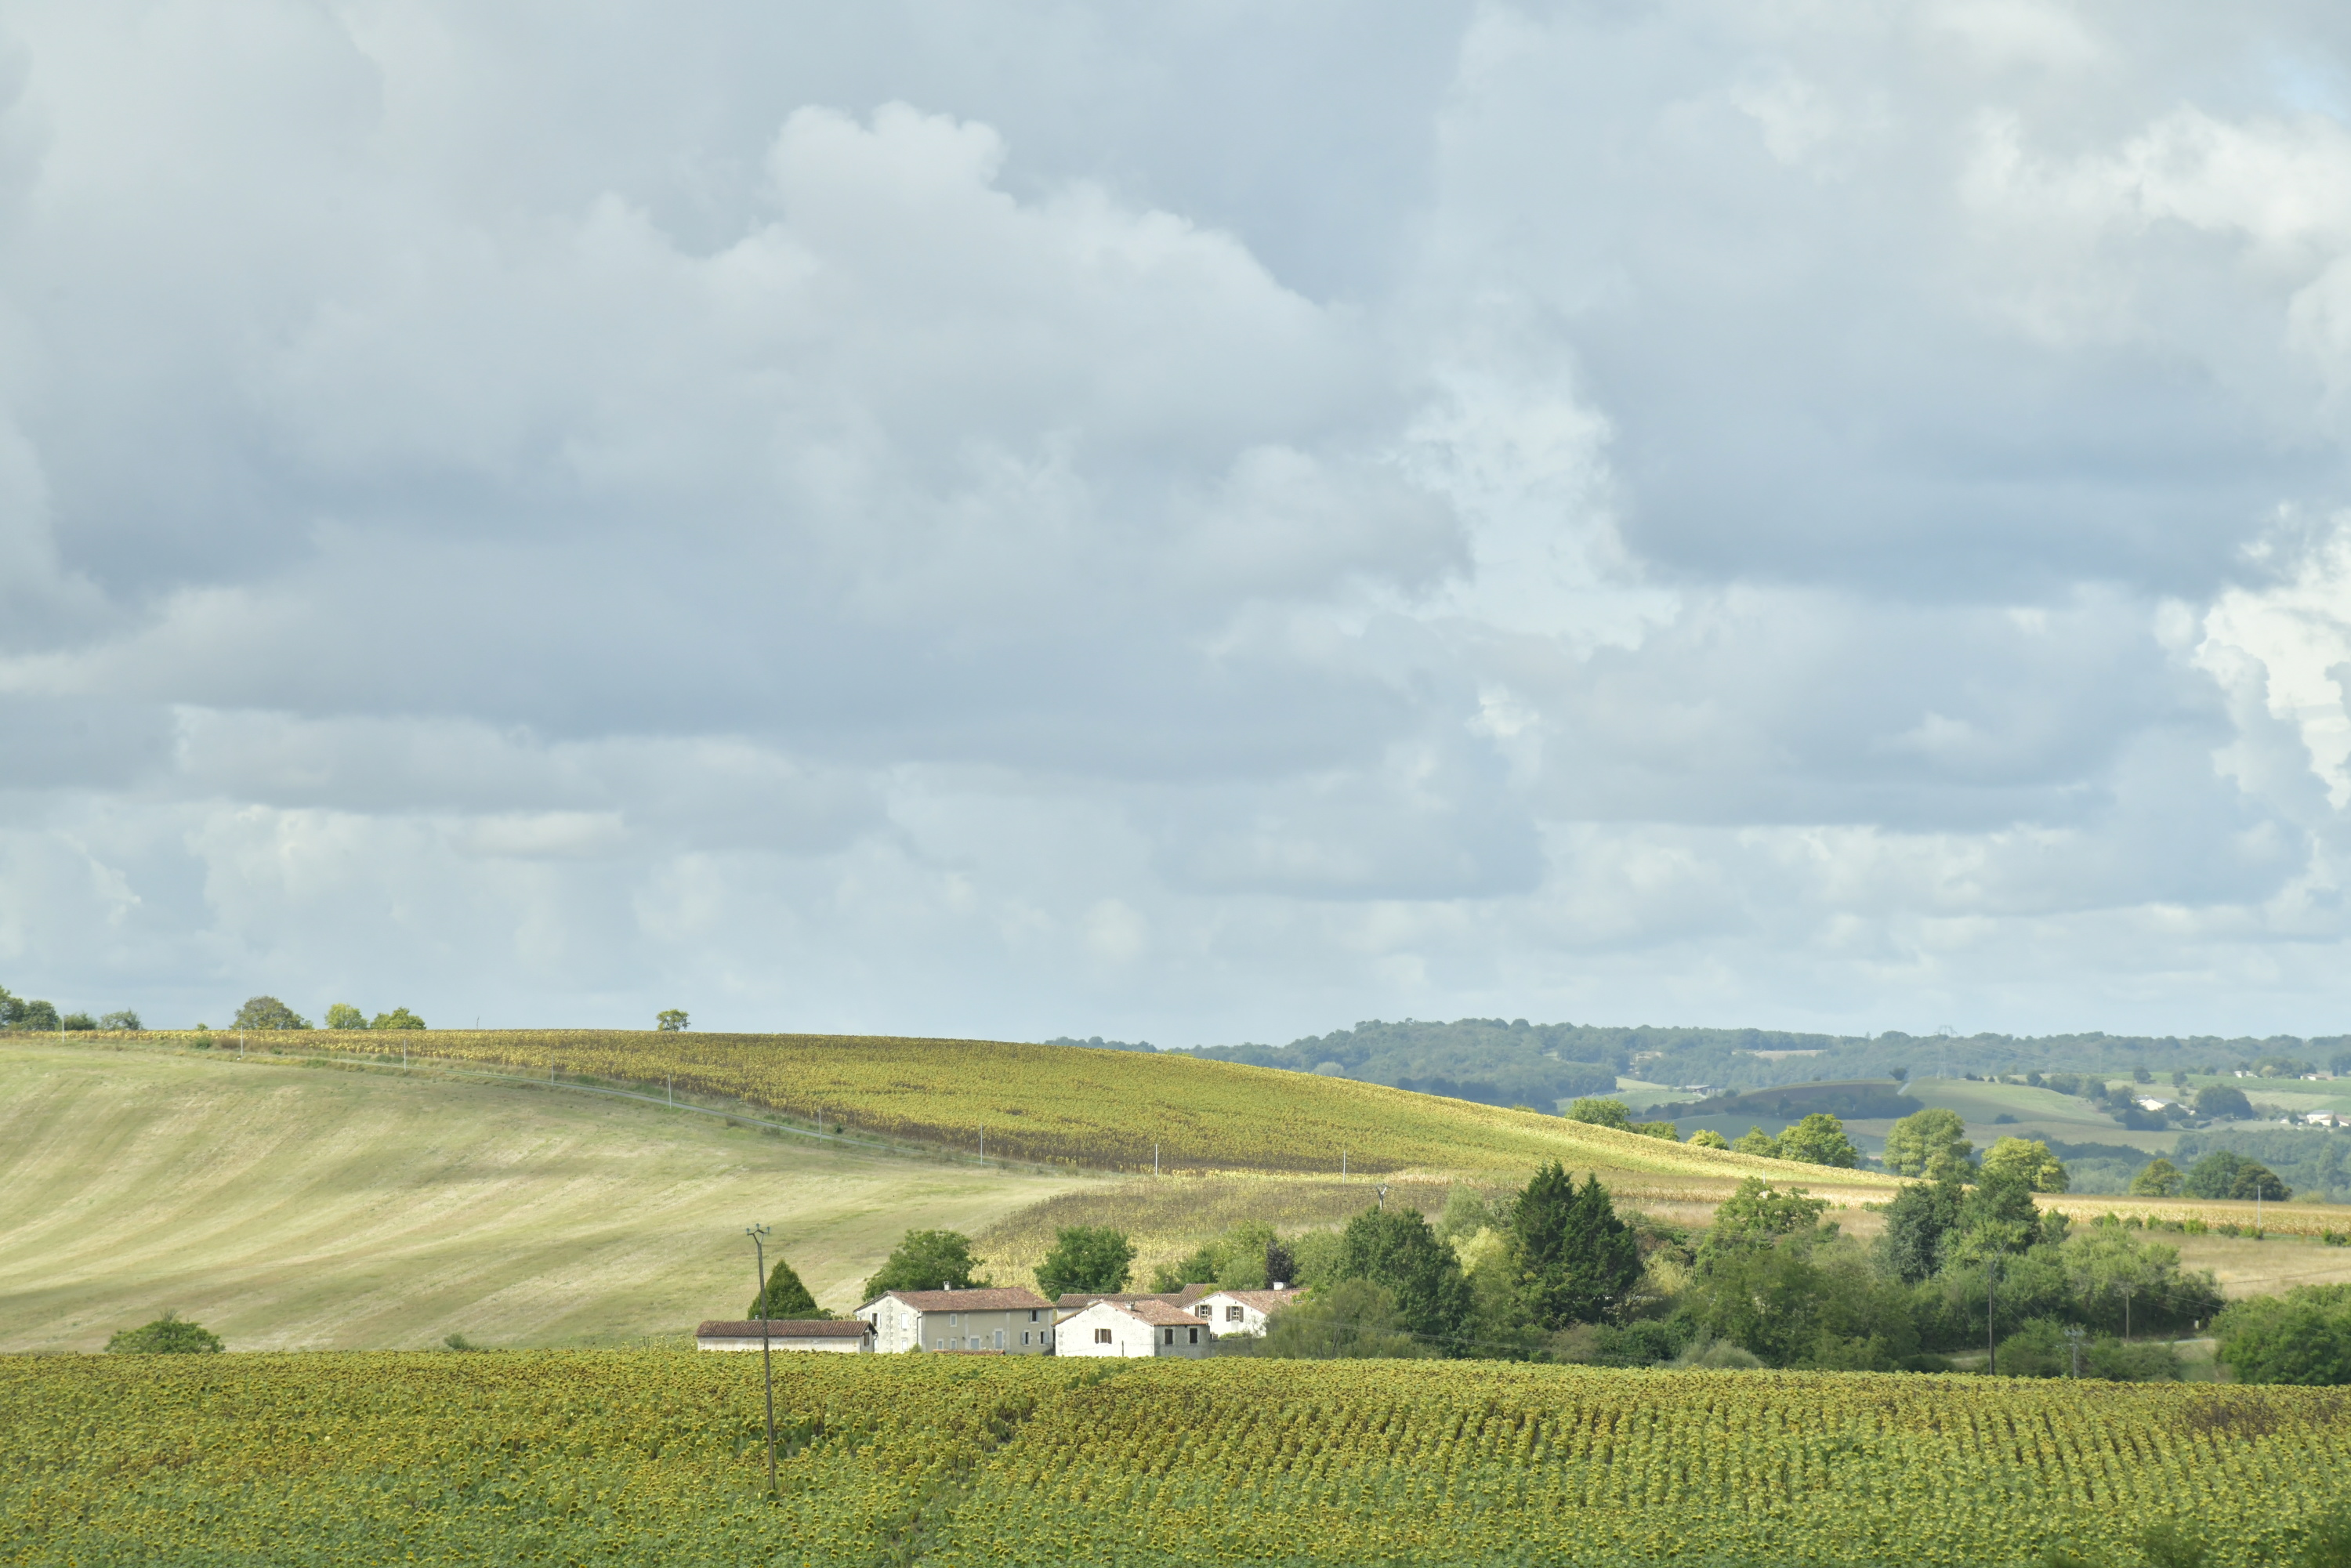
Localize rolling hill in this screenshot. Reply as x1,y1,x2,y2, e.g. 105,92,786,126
0,1041,1083,1352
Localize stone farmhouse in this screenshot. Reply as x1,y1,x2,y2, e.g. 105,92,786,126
1057,1296,1213,1358
694,1319,874,1353
856,1286,1058,1353
1190,1285,1296,1338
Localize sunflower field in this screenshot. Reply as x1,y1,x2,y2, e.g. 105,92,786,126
6,1350,2346,1567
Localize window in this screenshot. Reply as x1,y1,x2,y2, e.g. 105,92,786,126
1029,1309,1040,1322
1225,1305,1243,1321
1195,1305,1211,1319
1022,1331,1031,1345
1188,1327,1200,1344
1094,1327,1113,1345
1162,1328,1174,1345
995,1330,1005,1349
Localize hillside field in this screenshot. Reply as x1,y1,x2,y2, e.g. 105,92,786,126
8,1350,2348,1567
0,1041,1083,1352
130,1027,1883,1183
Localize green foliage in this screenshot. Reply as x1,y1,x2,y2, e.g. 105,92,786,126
1774,1112,1860,1168
1875,1177,1965,1283
97,1009,141,1030
1686,1128,1729,1149
14,998,60,1030
1679,1229,1918,1370
1704,1177,1830,1254
749,1255,826,1319
1334,1205,1472,1346
655,1009,689,1031
1508,1163,1643,1330
1732,1125,1778,1157
2059,1228,2222,1338
1244,1279,1428,1359
104,1311,223,1354
324,1003,368,1030
2218,1285,2351,1385
1433,1186,1498,1243
233,995,311,1030
2137,1521,2212,1568
1883,1106,1976,1180
2130,1157,2183,1197
1150,1222,1281,1292
2194,1083,2255,1120
371,1007,426,1029
1983,1136,2070,1193
862,1229,988,1301
1034,1226,1134,1298
1995,1319,2179,1381
2185,1149,2290,1201
1563,1097,1632,1129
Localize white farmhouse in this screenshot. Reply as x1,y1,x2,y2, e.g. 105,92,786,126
857,1287,1056,1353
1191,1286,1297,1339
695,1319,873,1353
1056,1298,1212,1358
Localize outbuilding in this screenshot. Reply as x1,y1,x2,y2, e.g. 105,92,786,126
1056,1297,1212,1358
1191,1286,1298,1339
695,1319,874,1353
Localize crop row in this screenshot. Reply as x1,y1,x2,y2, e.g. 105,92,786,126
5,1352,2344,1566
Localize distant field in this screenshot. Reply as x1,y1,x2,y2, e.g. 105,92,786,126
8,1351,2346,1567
0,1041,1082,1351
150,1027,1886,1183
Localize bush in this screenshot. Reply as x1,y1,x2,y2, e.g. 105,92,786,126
372,1007,426,1030
106,1312,223,1354
2216,1285,2351,1385
324,1004,368,1030
98,1010,142,1030
1564,1098,1632,1129
1244,1280,1428,1360
233,996,311,1030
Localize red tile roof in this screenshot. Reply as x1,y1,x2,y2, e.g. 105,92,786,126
1125,1300,1204,1327
1054,1285,1214,1309
1204,1289,1299,1312
696,1319,871,1339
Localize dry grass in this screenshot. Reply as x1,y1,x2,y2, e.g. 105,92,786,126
0,1040,1087,1351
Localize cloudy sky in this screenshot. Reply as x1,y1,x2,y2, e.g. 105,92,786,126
5,2,2351,1042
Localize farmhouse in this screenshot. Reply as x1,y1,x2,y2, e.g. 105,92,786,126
695,1319,873,1353
1056,1297,1212,1358
1191,1285,1297,1338
857,1286,1057,1353
1054,1284,1215,1313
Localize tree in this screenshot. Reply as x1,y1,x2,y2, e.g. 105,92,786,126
233,996,311,1030
60,1012,97,1031
324,1004,368,1030
655,1009,689,1032
1775,1113,1860,1168
98,1010,142,1031
106,1312,223,1354
1248,1280,1427,1360
1945,1168,2052,1262
1704,1178,1829,1254
2130,1158,2183,1197
2183,1150,2289,1202
1980,1137,2069,1193
1875,1176,1965,1284
371,1008,426,1030
2216,1285,2351,1385
1882,1108,1974,1180
1732,1126,1779,1157
1564,1098,1632,1129
1509,1163,1643,1329
2060,1228,2221,1339
1034,1226,1134,1298
1686,1128,1730,1150
749,1256,828,1319
2193,1084,2254,1121
1335,1205,1473,1345
17,999,60,1030
861,1229,988,1300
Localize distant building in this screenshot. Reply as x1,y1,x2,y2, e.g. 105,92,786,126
857,1287,1057,1353
1056,1297,1212,1358
695,1319,873,1354
1053,1284,1215,1314
1191,1286,1298,1338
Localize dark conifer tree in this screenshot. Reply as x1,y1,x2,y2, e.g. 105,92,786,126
748,1256,824,1319
1509,1162,1642,1328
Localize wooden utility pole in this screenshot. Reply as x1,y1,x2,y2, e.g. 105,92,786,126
745,1225,777,1494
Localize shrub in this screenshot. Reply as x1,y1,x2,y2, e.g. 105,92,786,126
97,1010,142,1030
1686,1128,1730,1150
1563,1098,1631,1130
2217,1285,2351,1385
106,1312,223,1354
371,1007,426,1030
1244,1279,1427,1360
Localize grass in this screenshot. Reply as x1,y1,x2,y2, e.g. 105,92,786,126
145,1027,1896,1183
0,1040,1085,1352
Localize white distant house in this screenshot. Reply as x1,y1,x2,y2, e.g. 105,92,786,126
1191,1286,1298,1338
695,1319,873,1353
2135,1097,2170,1113
856,1287,1057,1353
2306,1110,2347,1128
1056,1297,1212,1358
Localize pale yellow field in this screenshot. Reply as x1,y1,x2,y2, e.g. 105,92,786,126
0,1041,1086,1352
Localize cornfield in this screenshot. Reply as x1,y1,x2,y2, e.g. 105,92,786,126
168,1028,1862,1182
5,1351,2344,1566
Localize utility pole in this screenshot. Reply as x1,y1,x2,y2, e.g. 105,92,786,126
745,1225,777,1495
2065,1325,2085,1379
1153,1142,1158,1176
1375,1184,1389,1211
1986,1255,1998,1376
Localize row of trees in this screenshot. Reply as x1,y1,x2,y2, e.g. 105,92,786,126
0,983,138,1032
234,997,426,1030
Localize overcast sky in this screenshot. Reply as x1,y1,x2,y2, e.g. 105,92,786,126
5,2,2351,1042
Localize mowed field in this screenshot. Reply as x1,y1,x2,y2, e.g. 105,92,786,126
8,1351,2349,1568
156,1027,1887,1183
0,1041,1085,1353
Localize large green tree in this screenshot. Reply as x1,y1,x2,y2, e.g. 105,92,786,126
1250,1280,1426,1360
1509,1163,1643,1330
1034,1226,1134,1298
1881,1107,1973,1180
2183,1150,2289,1201
2217,1285,2351,1384
233,996,310,1030
1873,1177,1965,1283
749,1256,827,1319
1774,1113,1860,1168
1334,1205,1471,1346
1980,1136,2069,1193
861,1229,988,1300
